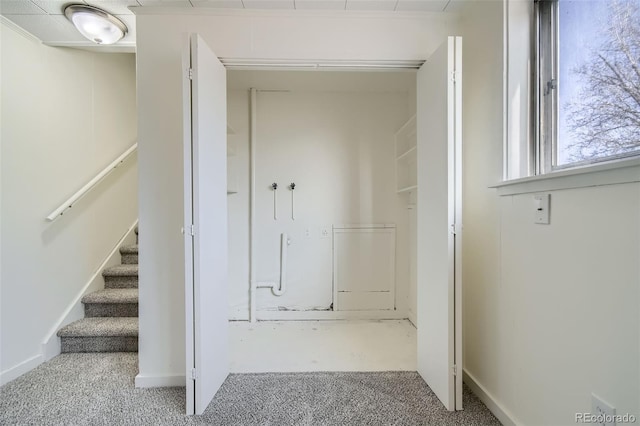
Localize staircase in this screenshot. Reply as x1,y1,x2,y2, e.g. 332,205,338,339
57,227,139,353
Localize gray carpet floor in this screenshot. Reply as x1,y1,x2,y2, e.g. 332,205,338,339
0,353,501,425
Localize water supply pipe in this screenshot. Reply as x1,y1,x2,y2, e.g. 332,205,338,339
272,182,279,220
289,182,296,220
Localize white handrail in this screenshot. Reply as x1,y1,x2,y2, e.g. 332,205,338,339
46,143,137,222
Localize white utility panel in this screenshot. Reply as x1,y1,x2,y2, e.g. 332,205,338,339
333,225,396,311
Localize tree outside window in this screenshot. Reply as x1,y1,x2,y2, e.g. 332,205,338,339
558,0,640,165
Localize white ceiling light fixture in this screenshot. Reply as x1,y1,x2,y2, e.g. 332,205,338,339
64,4,128,45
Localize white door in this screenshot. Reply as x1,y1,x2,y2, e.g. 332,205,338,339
183,33,229,416
416,36,463,411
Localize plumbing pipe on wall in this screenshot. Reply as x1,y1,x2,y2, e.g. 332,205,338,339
249,88,257,322
255,233,290,296
271,182,278,220
249,88,290,322
289,182,296,220
249,236,290,321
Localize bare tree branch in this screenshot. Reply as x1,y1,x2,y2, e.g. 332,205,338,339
564,0,640,161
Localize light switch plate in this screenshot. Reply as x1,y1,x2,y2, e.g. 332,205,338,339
534,193,550,224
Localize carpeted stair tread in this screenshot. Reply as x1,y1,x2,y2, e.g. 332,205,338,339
56,223,140,352
82,288,138,305
119,244,138,265
102,264,138,277
119,244,138,255
57,318,138,338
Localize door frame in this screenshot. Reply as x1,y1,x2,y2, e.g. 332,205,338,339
181,37,462,413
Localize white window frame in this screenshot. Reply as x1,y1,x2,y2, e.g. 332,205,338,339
535,0,640,173
535,0,557,174
499,0,640,193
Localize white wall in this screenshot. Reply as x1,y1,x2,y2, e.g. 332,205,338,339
0,20,138,381
134,9,459,61
135,10,459,382
460,2,640,424
226,89,251,318
226,71,412,317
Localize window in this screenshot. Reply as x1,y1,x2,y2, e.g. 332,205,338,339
535,0,640,172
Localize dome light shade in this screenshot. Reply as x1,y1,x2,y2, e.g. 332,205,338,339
64,4,128,45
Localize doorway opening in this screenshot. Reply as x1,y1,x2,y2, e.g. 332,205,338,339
226,70,418,374
183,34,462,415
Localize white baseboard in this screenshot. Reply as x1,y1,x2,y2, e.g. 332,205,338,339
40,220,139,362
463,369,520,426
407,308,417,328
254,309,408,321
228,308,249,321
41,333,62,361
135,374,186,388
229,306,410,322
0,354,43,386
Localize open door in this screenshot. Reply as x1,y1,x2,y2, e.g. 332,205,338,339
183,33,229,415
416,36,463,411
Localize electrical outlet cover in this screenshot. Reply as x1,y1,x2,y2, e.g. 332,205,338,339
320,227,331,238
591,394,616,426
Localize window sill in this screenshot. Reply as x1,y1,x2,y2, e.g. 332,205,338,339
491,157,640,196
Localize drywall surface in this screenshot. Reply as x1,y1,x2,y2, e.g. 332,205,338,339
230,320,416,373
133,10,459,61
135,10,457,381
0,21,137,381
226,81,410,316
459,0,504,415
226,90,251,318
460,1,640,424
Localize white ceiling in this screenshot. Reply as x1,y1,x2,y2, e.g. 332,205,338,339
0,0,461,50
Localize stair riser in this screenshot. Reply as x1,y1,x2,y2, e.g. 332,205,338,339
121,254,138,264
61,336,138,353
104,276,138,289
84,303,138,317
